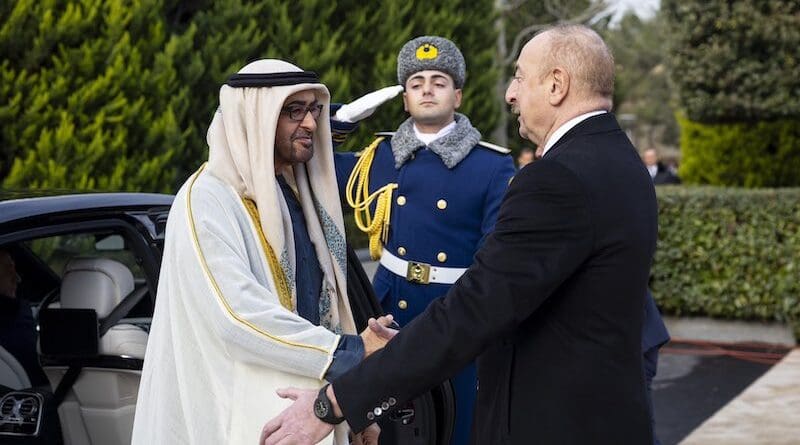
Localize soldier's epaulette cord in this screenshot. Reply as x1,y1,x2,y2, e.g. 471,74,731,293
345,136,398,260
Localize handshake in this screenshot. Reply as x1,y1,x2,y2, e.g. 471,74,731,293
260,315,398,445
359,314,400,358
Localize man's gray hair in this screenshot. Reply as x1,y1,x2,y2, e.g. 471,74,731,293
537,24,615,99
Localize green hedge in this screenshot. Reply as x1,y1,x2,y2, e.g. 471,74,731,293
678,116,800,187
653,186,800,337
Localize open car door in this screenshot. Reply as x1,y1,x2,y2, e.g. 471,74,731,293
345,245,456,445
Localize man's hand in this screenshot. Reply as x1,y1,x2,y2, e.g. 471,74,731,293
360,315,399,358
261,316,397,444
369,316,399,340
260,387,333,445
352,423,381,445
334,85,404,123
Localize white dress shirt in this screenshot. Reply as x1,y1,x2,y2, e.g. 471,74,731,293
414,120,456,145
647,164,658,179
541,110,607,157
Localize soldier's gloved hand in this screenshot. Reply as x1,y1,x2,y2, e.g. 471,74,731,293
334,85,404,123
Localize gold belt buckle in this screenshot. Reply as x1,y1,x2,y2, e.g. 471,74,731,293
406,261,431,284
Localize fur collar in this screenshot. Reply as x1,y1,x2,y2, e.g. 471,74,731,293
391,113,481,169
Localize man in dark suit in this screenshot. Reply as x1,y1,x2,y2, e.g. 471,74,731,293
261,24,658,445
643,148,681,185
0,248,49,388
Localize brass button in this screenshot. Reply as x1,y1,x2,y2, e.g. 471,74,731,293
397,246,406,256
437,252,447,262
388,397,397,406
397,196,406,206
373,407,383,416
381,402,390,410
437,199,447,210
398,300,408,310
367,412,375,420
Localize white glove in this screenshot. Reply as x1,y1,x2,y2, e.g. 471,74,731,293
334,85,404,123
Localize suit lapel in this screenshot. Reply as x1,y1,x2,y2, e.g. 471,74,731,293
543,113,621,159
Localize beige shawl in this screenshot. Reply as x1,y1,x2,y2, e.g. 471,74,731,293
206,59,354,335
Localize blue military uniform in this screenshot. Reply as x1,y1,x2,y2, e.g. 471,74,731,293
334,113,516,445
644,289,670,445
335,141,515,324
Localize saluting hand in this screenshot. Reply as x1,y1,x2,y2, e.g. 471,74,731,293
333,85,404,123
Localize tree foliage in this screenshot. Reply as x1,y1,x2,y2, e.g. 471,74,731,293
162,0,265,183
662,0,800,123
661,0,800,187
601,12,678,150
0,0,195,191
1,0,501,190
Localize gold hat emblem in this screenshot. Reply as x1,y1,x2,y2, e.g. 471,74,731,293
416,44,438,60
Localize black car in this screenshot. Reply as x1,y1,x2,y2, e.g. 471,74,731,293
0,192,453,445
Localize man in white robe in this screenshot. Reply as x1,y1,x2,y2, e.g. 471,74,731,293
132,59,383,445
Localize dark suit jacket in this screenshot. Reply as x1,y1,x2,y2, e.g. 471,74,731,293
333,113,658,445
653,163,681,185
0,296,49,387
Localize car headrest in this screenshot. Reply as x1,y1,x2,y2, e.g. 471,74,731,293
59,258,134,318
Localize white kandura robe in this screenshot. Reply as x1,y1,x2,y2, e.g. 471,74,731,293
131,169,348,444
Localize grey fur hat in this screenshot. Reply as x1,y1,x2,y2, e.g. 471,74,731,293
397,36,466,88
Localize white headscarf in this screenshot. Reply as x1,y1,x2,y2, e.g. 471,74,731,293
206,59,354,335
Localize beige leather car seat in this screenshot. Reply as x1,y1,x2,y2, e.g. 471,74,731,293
44,257,148,445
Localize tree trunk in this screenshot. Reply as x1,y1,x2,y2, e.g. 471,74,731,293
492,0,509,147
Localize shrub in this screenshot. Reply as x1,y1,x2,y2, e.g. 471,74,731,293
677,116,800,187
662,0,800,123
662,0,800,188
653,186,800,337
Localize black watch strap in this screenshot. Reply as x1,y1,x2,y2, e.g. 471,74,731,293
314,384,345,425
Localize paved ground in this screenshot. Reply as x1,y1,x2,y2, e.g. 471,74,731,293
652,342,792,445
678,348,800,445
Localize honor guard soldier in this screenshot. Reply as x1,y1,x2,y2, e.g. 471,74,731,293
334,36,516,445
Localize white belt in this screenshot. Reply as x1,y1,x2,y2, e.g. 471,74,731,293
379,249,467,285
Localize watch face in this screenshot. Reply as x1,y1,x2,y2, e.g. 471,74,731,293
314,398,329,419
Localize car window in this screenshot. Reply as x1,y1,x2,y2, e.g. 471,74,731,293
24,232,145,281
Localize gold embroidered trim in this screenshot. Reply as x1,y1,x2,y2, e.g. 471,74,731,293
186,163,329,354
240,197,294,312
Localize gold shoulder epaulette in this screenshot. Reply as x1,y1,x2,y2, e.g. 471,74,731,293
355,134,391,158
477,140,511,154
